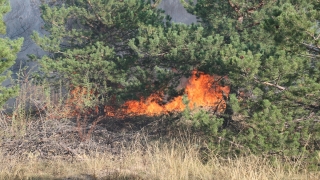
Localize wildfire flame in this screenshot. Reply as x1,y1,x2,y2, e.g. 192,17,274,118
118,71,230,116
60,71,230,118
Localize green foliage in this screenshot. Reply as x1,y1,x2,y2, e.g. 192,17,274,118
33,0,171,106
182,99,320,168
179,0,320,167
35,0,320,167
0,0,23,107
0,0,10,34
181,95,224,136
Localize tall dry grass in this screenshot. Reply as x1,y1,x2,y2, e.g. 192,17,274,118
0,140,319,180
1,66,71,131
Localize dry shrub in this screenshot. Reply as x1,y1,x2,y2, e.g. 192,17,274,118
2,69,78,124
2,80,66,136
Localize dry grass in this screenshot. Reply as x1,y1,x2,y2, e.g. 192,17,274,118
0,140,319,180
1,68,71,130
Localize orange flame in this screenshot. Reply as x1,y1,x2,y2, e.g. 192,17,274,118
118,71,230,116
59,71,230,118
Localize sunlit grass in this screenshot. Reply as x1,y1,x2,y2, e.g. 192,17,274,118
0,140,319,180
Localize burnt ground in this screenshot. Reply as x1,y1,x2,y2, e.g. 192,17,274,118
0,113,183,161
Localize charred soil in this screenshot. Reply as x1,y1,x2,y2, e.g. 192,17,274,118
0,113,183,161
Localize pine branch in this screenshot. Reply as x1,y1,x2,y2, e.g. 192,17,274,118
228,0,266,24
86,0,102,22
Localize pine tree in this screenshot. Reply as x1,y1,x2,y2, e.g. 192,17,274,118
32,0,174,106
178,0,320,160
0,0,23,107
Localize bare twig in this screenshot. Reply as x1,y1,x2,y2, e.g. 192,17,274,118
85,115,104,141
261,81,286,91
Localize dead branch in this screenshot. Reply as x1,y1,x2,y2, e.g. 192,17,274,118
262,82,286,90
254,78,286,91
302,42,320,53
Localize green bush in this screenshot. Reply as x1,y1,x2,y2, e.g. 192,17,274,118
181,97,320,169
32,0,171,107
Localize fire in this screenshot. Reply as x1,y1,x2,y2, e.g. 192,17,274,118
113,71,230,116
123,93,165,116
59,71,230,118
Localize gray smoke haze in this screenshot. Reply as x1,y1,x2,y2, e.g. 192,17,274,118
2,0,197,111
